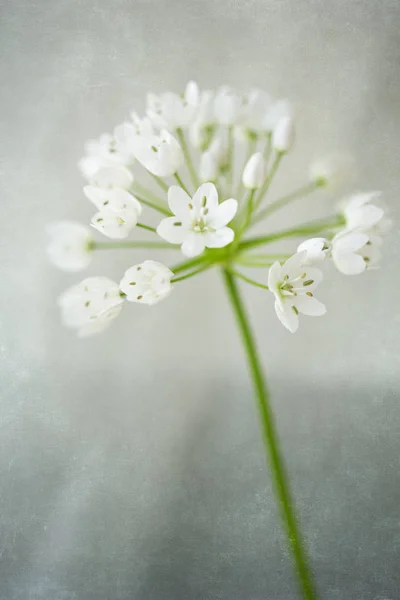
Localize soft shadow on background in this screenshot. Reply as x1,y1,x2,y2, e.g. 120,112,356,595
1,1,399,598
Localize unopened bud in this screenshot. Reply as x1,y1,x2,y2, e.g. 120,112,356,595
242,152,266,189
272,116,295,153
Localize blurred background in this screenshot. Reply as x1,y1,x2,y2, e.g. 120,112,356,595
1,0,399,598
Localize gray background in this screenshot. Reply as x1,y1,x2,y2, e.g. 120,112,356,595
1,0,400,598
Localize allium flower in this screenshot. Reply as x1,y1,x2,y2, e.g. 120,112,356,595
268,253,326,333
146,81,199,130
309,155,351,189
331,231,380,275
78,133,131,180
214,87,242,125
58,277,124,337
342,192,384,231
85,188,142,239
47,222,93,272
50,80,391,598
120,261,173,305
297,238,331,264
134,130,184,177
242,152,266,189
156,183,238,257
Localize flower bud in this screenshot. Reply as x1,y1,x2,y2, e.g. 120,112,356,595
242,152,266,189
200,151,218,182
272,116,295,153
309,155,352,189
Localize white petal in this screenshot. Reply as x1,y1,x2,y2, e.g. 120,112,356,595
208,199,238,229
333,252,366,275
267,261,283,294
192,182,219,213
203,227,234,248
274,300,299,333
295,296,326,316
181,232,206,257
168,185,192,220
90,166,133,189
282,252,306,278
156,217,189,244
84,185,108,209
332,232,369,253
91,208,138,239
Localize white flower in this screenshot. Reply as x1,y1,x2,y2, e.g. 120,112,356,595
214,87,242,126
58,277,124,337
156,183,238,257
199,151,218,182
242,152,266,189
342,192,384,231
309,155,352,189
113,116,153,161
297,238,331,265
78,133,131,180
84,188,142,239
239,89,272,136
208,133,229,167
268,252,326,333
120,261,173,305
134,130,184,177
146,82,199,130
331,231,381,275
86,165,133,191
189,89,216,149
272,116,295,153
47,221,93,272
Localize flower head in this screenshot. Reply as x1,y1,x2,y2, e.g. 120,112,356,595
331,231,380,275
78,133,131,180
156,183,238,257
85,188,142,239
58,277,124,337
146,82,199,130
134,130,184,177
214,87,242,126
309,155,352,189
268,252,326,333
342,192,384,231
47,222,93,272
120,261,173,305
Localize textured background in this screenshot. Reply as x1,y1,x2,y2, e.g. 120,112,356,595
1,0,400,598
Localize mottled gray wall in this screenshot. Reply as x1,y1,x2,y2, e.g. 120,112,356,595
1,1,400,598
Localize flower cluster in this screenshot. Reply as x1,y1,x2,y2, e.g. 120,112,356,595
48,81,390,335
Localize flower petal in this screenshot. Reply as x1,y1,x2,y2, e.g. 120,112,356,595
181,232,206,257
168,185,192,219
203,227,234,248
274,300,299,333
282,252,306,278
192,182,219,213
333,232,369,253
156,217,189,244
333,252,366,275
295,296,326,316
208,199,238,229
267,261,282,294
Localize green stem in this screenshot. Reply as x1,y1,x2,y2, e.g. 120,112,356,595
135,195,172,217
92,241,175,250
177,128,199,189
228,268,269,290
133,182,166,206
170,255,208,275
253,152,283,212
251,182,318,226
174,172,191,195
149,173,169,192
137,223,157,234
171,263,211,283
222,270,317,600
239,215,343,252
